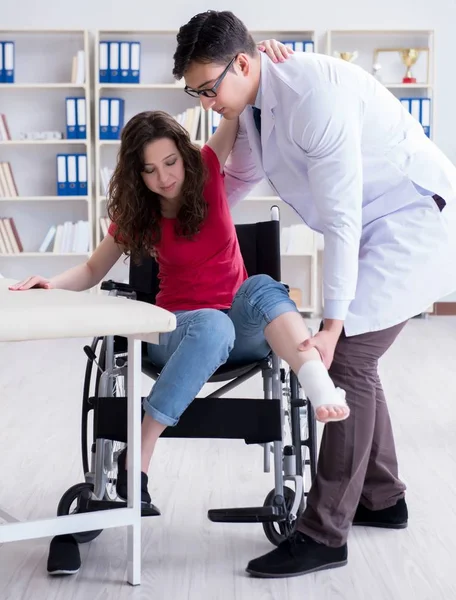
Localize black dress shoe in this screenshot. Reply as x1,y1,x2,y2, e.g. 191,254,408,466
116,448,160,515
353,497,408,529
246,532,347,578
47,535,81,576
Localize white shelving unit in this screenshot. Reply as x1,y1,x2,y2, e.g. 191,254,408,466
326,30,435,136
94,29,207,284
326,29,435,314
231,181,318,314
0,29,93,281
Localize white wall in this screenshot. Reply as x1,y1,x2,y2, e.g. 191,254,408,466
2,0,455,162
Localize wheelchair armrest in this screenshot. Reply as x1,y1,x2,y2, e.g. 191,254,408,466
101,279,135,292
100,279,137,299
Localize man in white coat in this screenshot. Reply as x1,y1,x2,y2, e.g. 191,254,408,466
173,11,456,578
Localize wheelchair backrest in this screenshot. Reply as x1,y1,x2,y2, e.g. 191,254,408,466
129,219,281,305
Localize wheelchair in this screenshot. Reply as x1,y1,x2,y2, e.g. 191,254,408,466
56,207,318,547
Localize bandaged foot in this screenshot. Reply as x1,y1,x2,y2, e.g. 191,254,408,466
297,360,350,424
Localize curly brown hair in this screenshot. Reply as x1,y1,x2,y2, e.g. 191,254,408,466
107,110,208,263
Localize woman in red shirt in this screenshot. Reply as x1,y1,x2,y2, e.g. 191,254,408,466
9,40,351,576
10,50,348,518
106,108,347,504
11,108,348,510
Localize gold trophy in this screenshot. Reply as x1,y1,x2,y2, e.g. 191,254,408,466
400,48,419,83
334,50,358,63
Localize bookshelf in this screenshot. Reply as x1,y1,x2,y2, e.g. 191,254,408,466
2,28,438,316
94,29,207,284
92,29,319,309
231,181,318,314
0,29,93,282
326,30,435,137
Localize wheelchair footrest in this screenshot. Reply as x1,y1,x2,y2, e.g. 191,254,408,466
84,499,160,517
208,505,286,523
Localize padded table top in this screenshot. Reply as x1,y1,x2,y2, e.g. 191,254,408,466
0,278,176,343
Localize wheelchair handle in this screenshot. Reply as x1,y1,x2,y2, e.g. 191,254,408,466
83,345,104,374
270,205,280,221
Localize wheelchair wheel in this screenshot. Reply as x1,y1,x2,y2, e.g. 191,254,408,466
57,483,103,544
81,336,103,477
94,337,127,502
81,336,127,502
262,486,303,547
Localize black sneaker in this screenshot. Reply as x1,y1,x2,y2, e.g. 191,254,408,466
116,448,160,515
246,532,347,578
47,535,81,576
353,497,408,529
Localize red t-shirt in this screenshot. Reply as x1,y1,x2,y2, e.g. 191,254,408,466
108,144,247,312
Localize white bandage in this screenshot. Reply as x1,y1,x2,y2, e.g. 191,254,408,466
297,360,347,410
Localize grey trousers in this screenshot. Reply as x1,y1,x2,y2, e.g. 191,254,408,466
297,321,408,547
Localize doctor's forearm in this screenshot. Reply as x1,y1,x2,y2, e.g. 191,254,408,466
224,171,259,206
322,318,344,337
321,226,361,323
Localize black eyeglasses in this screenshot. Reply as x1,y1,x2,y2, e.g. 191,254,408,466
184,56,236,98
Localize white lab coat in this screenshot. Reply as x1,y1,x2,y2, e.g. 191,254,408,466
224,51,456,336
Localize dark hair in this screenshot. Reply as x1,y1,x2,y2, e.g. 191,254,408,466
107,110,208,264
173,10,257,80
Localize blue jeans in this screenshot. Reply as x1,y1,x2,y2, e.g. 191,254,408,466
144,274,298,426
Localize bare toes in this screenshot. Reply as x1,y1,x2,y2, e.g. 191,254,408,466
315,406,329,422
315,405,350,423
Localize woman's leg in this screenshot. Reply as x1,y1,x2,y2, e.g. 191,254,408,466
227,275,348,422
139,416,167,474
118,308,235,499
